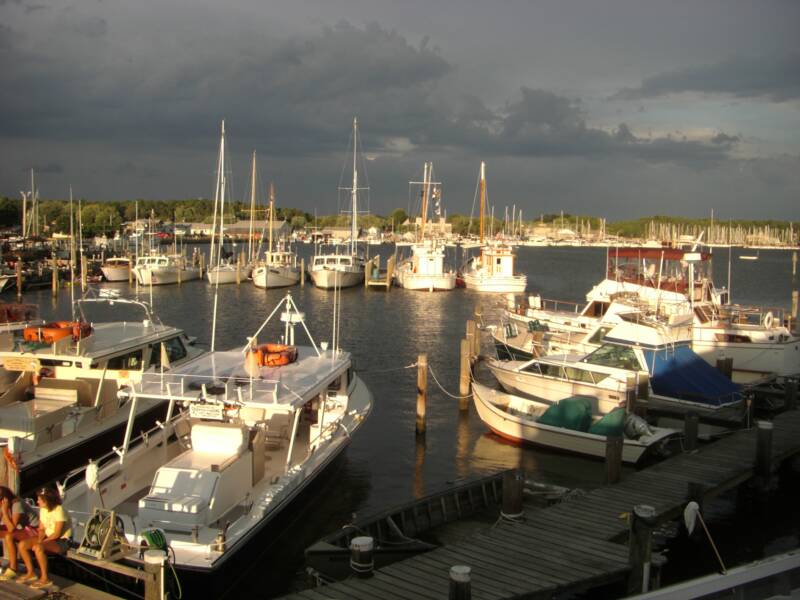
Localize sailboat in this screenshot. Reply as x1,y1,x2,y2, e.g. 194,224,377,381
309,118,367,290
207,120,241,285
460,162,527,293
394,162,456,291
252,181,301,288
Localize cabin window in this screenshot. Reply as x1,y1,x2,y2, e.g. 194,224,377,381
521,363,542,375
714,333,752,343
582,344,640,370
496,258,502,266
585,302,609,318
587,326,613,345
150,337,187,369
327,376,342,397
504,324,517,339
106,349,144,371
340,258,351,266
326,258,336,265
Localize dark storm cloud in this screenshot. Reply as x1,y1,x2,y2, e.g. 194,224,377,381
615,54,800,102
24,162,62,173
72,16,107,37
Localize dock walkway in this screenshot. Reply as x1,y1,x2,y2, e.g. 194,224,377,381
282,408,800,599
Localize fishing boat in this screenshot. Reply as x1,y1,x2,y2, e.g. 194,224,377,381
460,162,527,293
100,257,131,282
60,292,372,591
507,247,800,382
133,254,201,286
252,183,301,289
394,162,456,291
0,294,203,494
472,382,676,463
309,118,366,290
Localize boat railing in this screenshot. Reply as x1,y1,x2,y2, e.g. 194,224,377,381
133,371,285,405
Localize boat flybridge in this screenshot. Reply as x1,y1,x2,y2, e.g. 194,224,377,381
504,246,800,382
0,291,203,494
61,292,372,584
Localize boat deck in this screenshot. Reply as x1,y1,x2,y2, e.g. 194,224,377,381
281,408,800,599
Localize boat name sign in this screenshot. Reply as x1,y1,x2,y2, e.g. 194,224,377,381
188,403,225,421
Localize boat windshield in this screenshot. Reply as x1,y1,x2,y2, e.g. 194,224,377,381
581,344,640,370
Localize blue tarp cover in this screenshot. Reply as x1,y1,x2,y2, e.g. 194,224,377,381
644,345,741,407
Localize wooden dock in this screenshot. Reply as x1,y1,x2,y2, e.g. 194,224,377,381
366,255,395,290
282,408,800,600
0,573,122,600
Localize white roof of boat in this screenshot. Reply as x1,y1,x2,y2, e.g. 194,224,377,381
134,345,350,409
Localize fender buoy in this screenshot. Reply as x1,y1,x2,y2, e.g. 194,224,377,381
764,311,774,329
249,344,298,368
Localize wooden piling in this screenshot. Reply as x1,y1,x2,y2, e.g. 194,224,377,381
349,536,374,578
626,375,638,415
416,354,427,435
449,565,472,600
785,380,797,411
51,255,58,297
501,470,524,519
755,420,774,491
15,259,22,300
792,291,798,325
143,549,165,600
466,320,478,357
459,339,471,407
236,255,241,285
627,504,656,594
684,411,699,452
300,258,305,287
128,259,133,285
80,254,87,292
199,252,205,277
605,434,623,484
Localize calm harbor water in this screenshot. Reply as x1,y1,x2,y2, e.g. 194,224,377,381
19,245,800,597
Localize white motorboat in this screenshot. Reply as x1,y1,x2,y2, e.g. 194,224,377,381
100,257,131,282
133,254,201,286
309,118,366,290
0,294,203,494
61,292,372,591
460,162,527,293
252,183,301,289
472,382,676,464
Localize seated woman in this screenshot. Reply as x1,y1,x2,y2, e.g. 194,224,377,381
0,486,39,581
16,487,72,588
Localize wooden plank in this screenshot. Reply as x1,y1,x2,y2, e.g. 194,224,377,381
353,575,440,600
435,543,567,587
326,581,392,600
433,547,538,594
508,519,630,558
388,559,506,600
369,571,445,600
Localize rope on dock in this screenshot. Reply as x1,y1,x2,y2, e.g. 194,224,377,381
427,364,472,400
357,362,419,374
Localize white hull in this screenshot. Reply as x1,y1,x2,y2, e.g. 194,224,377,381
472,382,673,463
395,271,456,291
206,267,239,285
135,266,201,286
310,268,364,289
252,266,301,289
463,272,527,293
100,266,130,282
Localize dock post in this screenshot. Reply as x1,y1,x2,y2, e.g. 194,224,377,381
128,259,133,286
626,375,638,415
755,420,774,492
80,254,87,292
785,380,797,411
236,255,241,285
300,258,305,287
466,320,478,357
199,252,205,277
449,565,471,600
459,339,471,406
684,411,699,452
501,470,524,520
416,354,427,435
605,434,623,484
15,259,22,300
143,549,165,600
349,536,374,578
627,504,657,594
177,259,182,285
51,255,58,297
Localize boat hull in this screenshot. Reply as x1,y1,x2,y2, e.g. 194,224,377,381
395,271,456,291
100,266,130,282
463,272,527,293
252,266,301,289
309,268,364,289
135,267,201,286
206,267,240,285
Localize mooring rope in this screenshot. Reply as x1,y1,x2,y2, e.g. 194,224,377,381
427,364,472,400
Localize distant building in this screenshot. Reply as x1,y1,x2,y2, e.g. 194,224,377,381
188,220,290,239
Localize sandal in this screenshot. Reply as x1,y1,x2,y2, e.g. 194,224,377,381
29,579,53,589
18,574,37,583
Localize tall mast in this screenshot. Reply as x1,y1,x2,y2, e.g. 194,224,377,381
479,161,485,245
248,151,257,263
218,120,227,268
268,182,275,264
31,168,36,237
69,186,75,319
420,162,429,241
209,120,225,270
351,117,358,256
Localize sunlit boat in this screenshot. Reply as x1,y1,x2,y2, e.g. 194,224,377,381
100,257,131,282
61,292,372,586
0,294,203,494
252,183,301,289
133,254,201,286
472,382,676,463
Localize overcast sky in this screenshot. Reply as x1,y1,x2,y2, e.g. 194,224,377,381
1,0,798,220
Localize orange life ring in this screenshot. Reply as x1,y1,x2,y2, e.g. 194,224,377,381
23,321,92,344
250,343,298,367
3,447,19,472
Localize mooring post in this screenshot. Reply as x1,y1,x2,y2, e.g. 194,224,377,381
143,549,165,600
416,353,427,435
300,258,305,287
80,254,87,292
755,420,774,492
236,255,241,285
15,259,22,300
684,411,699,452
177,258,182,285
51,255,58,298
501,470,524,520
349,536,374,578
127,259,133,285
466,320,477,357
627,504,657,594
792,291,799,330
785,380,798,411
449,565,472,600
605,434,623,484
626,375,638,415
459,339,471,406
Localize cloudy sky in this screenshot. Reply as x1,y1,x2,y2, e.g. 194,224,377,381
1,0,798,220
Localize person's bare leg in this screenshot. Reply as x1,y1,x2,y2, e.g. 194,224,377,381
17,538,36,580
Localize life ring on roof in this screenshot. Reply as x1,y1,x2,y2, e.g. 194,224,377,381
249,343,298,367
23,321,92,344
763,311,774,329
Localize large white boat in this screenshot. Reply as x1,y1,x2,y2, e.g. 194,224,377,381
394,162,456,291
460,162,527,293
133,254,201,286
506,246,799,382
0,295,203,494
100,257,131,282
472,382,675,463
61,293,372,593
309,118,366,290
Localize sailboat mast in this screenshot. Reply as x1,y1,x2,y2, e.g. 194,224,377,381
69,186,75,320
420,162,429,240
268,182,275,265
248,151,257,263
209,120,225,270
30,169,35,237
218,121,227,268
479,161,485,245
351,117,358,256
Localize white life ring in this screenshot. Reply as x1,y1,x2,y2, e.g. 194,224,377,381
763,311,774,329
